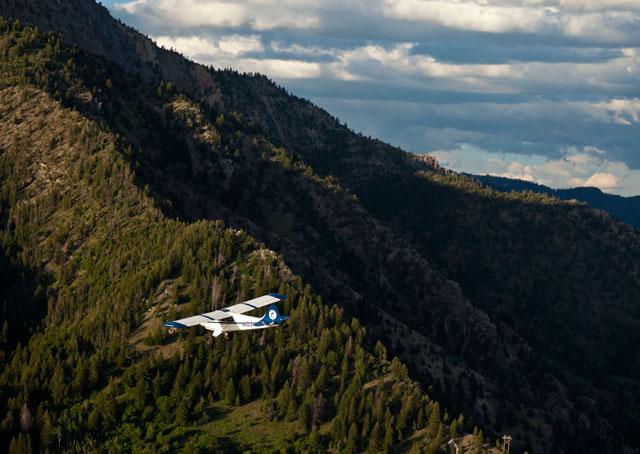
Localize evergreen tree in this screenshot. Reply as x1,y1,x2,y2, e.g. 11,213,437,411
224,378,236,406
239,375,251,402
368,422,382,453
383,421,394,453
426,402,441,440
298,400,311,431
473,427,484,453
345,422,359,454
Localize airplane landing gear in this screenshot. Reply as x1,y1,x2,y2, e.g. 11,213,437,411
205,335,213,345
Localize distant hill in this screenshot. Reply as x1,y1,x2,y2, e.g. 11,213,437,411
470,174,640,229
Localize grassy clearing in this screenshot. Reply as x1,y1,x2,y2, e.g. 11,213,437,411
197,400,299,451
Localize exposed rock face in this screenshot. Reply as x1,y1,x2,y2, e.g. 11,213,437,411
0,0,219,98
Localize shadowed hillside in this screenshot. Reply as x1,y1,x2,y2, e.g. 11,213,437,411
469,174,640,229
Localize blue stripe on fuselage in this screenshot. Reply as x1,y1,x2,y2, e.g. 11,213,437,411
163,321,188,328
207,320,275,325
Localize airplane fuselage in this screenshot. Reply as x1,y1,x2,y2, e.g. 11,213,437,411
203,313,280,337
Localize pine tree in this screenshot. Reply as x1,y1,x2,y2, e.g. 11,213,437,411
449,418,460,438
383,421,394,453
426,402,441,440
50,364,66,404
374,340,387,362
286,399,297,422
8,433,32,454
425,425,443,454
239,375,251,402
297,358,311,395
473,427,484,453
224,378,236,405
368,422,382,453
315,365,329,391
40,410,54,452
298,400,311,431
345,422,359,454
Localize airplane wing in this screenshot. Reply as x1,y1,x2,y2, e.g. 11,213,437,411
163,293,287,328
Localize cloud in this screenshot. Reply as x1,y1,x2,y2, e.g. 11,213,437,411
155,34,263,58
118,0,249,27
593,98,640,124
381,0,640,43
521,0,640,12
238,59,322,78
110,0,640,194
218,34,264,55
307,95,640,169
270,41,336,57
282,42,639,96
115,0,320,30
155,37,528,87
381,0,559,34
154,34,320,78
340,43,521,83
115,0,640,44
430,145,640,194
154,34,264,62
574,172,621,189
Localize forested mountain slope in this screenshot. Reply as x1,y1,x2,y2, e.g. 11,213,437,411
469,174,640,229
1,1,640,453
0,19,484,454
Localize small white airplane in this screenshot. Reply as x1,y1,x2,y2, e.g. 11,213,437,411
163,293,289,340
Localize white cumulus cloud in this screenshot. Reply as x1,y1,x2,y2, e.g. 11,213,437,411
382,0,640,42
593,98,640,124
155,34,263,58
154,34,319,78
430,145,639,194
573,172,622,189
115,0,320,30
382,0,559,34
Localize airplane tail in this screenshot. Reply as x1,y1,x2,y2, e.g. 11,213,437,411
255,304,290,326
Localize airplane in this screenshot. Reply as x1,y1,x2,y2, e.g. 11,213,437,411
163,293,289,341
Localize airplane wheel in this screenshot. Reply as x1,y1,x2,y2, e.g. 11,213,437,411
205,335,213,345
224,333,231,339
168,327,176,335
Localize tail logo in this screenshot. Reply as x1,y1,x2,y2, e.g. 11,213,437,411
268,309,277,320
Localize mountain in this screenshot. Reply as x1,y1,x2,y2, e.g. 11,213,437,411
1,1,640,453
469,174,640,229
0,18,481,454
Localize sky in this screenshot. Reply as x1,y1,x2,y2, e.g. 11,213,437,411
102,0,640,196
